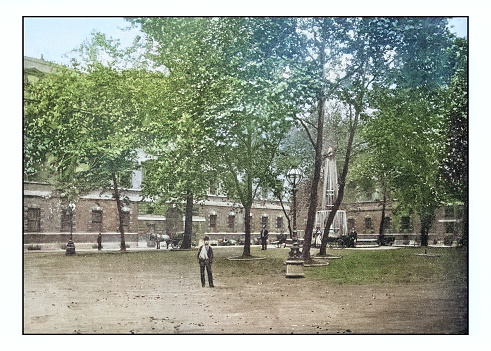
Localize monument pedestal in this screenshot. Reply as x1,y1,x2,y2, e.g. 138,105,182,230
285,259,305,278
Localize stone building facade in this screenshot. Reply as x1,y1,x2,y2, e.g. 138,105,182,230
295,196,464,246
23,182,141,249
23,181,290,249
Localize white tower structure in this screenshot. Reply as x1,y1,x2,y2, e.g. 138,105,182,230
321,147,338,210
316,147,347,238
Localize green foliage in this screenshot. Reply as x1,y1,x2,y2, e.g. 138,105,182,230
24,61,169,205
132,18,299,208
349,20,460,240
439,38,468,203
363,87,448,220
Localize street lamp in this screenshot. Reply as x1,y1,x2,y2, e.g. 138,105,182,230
285,168,304,277
286,168,303,263
286,168,303,242
66,202,76,255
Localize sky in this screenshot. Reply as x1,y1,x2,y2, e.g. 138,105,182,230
23,16,468,65
24,17,138,64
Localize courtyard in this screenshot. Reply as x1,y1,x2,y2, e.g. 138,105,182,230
23,245,468,335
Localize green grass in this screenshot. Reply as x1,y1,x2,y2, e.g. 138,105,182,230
307,247,468,285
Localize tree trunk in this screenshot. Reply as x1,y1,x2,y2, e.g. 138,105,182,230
420,214,432,247
278,193,292,238
419,209,435,246
319,107,359,255
112,173,126,252
243,204,252,257
302,97,324,261
461,202,468,247
420,225,428,247
378,190,387,245
181,188,193,249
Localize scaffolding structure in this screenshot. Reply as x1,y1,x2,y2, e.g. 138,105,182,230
316,147,348,238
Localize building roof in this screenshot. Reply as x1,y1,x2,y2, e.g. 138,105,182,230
24,56,60,74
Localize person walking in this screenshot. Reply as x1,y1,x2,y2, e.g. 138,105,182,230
260,226,269,250
197,236,214,287
97,233,102,250
313,227,322,248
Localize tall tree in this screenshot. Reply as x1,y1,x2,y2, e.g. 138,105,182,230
284,18,351,260
24,63,156,251
364,87,448,246
439,37,468,246
282,17,400,257
129,17,227,248
311,17,454,253
358,18,456,246
209,18,299,256
130,17,300,255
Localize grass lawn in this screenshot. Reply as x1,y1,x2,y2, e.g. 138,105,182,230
307,247,468,285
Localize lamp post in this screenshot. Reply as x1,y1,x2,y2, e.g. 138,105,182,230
285,169,304,277
66,203,76,255
286,168,303,243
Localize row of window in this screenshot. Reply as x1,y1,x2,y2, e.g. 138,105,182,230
26,207,458,234
347,216,403,233
348,215,455,234
25,208,130,232
209,214,284,230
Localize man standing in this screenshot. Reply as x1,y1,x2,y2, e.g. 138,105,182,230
197,236,214,287
349,228,358,248
260,226,269,250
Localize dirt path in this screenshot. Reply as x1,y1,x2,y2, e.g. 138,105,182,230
23,248,467,334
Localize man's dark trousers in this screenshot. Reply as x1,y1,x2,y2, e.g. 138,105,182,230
200,259,214,287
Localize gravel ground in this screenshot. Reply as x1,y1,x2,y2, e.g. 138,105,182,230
23,247,468,335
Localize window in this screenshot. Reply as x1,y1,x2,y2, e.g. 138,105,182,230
60,209,73,232
209,182,217,195
261,216,268,228
455,206,464,219
383,216,392,231
364,217,373,233
121,211,130,228
210,214,217,229
275,217,283,229
91,210,103,232
228,214,235,228
192,205,200,216
401,216,410,231
26,208,40,232
347,218,355,230
147,223,155,234
444,206,454,218
445,222,455,234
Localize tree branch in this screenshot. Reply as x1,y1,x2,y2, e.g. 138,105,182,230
294,115,317,148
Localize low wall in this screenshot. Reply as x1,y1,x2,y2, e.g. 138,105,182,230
23,232,142,250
